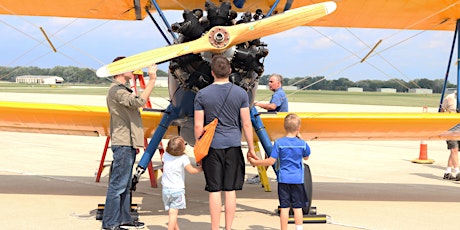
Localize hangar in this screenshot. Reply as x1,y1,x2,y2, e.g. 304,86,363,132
15,75,64,84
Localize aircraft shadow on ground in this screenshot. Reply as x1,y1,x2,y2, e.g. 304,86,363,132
146,218,278,230
147,218,208,230
311,181,460,202
1,174,459,203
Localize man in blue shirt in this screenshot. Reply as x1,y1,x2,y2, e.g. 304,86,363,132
254,73,288,112
249,73,289,185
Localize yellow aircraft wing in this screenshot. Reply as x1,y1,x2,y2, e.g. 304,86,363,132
167,0,460,31
0,0,152,20
0,101,178,138
262,112,460,141
0,0,458,30
2,101,460,141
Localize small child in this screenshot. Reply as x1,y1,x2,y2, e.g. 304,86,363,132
249,113,311,230
161,136,202,230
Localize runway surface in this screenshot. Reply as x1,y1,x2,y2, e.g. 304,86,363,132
1,92,459,230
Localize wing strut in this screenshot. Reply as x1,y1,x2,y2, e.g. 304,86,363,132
438,19,459,112
283,0,294,11
360,39,382,63
149,0,177,41
39,27,57,53
266,0,281,16
145,8,173,45
457,19,460,111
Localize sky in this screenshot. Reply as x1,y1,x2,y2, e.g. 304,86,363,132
0,11,458,83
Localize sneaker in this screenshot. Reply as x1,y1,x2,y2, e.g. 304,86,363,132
456,173,460,181
120,221,145,229
246,175,261,184
443,172,455,180
102,226,128,230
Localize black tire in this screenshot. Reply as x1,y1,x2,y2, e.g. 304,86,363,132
303,163,313,215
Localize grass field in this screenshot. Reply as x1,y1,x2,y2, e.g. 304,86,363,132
0,83,442,108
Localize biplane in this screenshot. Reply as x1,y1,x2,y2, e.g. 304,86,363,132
2,1,460,219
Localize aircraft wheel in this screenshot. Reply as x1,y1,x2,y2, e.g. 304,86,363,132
303,163,313,215
309,206,317,215
275,164,313,216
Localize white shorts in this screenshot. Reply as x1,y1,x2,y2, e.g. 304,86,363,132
162,188,186,210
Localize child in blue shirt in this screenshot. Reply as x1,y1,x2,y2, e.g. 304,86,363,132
249,113,311,230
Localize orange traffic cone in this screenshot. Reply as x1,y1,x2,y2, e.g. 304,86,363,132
411,141,434,164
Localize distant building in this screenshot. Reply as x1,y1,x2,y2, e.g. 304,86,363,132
377,88,397,93
283,86,297,90
347,87,363,92
15,75,64,84
409,88,432,94
142,76,168,87
257,85,297,90
445,88,456,95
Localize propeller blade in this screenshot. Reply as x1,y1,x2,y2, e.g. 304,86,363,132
226,1,336,46
96,39,211,78
96,1,336,78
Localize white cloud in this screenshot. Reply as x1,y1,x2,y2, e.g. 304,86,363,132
309,36,335,49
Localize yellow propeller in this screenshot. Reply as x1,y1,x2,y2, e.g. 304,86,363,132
96,1,337,78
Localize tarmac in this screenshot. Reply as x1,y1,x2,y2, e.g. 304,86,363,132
1,92,460,230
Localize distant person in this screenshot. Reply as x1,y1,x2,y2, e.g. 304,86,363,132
249,113,311,230
441,91,460,181
250,73,289,184
194,54,257,230
161,136,202,230
102,57,158,230
254,73,288,112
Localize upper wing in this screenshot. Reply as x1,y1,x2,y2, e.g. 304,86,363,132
0,101,178,138
0,0,288,20
2,0,457,30
262,112,460,141
2,101,460,141
301,0,460,31
0,0,151,20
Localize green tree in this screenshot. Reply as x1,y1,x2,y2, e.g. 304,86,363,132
258,74,270,85
157,69,168,77
1,65,458,92
412,78,432,89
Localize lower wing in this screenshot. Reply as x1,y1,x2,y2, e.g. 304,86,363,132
0,101,177,138
262,112,460,140
1,101,460,141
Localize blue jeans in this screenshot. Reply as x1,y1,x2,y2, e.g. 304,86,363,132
102,145,136,228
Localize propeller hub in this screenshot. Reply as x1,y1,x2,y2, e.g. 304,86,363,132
208,27,230,49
